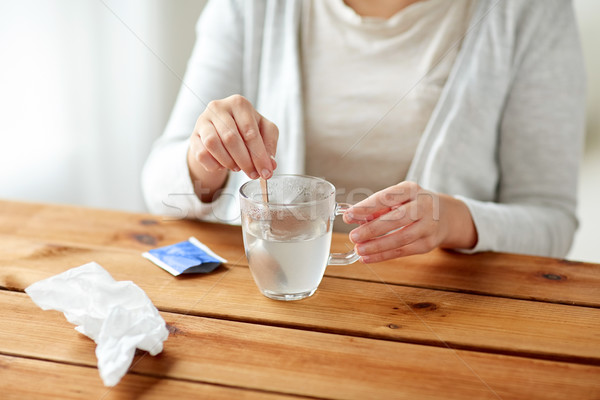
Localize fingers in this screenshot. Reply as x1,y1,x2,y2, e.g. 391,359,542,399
344,181,420,224
271,156,277,170
190,128,224,171
359,240,431,264
194,120,237,171
261,117,278,171
209,110,257,178
343,182,444,263
193,95,279,180
231,106,272,179
258,115,279,159
349,202,418,243
354,221,422,257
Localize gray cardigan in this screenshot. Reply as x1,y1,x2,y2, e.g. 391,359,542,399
142,0,586,258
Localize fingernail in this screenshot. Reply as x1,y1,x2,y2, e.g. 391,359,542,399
355,244,363,255
233,167,240,172
350,230,359,242
249,171,259,180
261,169,272,179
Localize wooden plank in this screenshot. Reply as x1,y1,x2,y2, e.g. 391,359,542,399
2,236,599,364
0,354,298,400
325,248,600,307
0,199,246,262
0,200,44,234
2,291,599,400
2,199,599,307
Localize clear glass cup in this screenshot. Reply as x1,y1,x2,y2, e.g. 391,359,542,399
239,174,359,301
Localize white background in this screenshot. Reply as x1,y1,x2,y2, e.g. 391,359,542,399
0,0,598,261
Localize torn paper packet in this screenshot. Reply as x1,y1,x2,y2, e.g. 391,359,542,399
142,237,227,276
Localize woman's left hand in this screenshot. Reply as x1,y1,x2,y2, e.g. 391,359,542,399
343,181,477,263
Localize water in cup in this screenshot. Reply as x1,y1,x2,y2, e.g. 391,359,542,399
243,219,332,298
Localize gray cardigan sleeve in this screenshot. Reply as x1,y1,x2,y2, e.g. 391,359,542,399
459,0,586,258
141,0,245,222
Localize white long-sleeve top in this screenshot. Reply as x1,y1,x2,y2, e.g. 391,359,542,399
302,0,473,232
142,0,586,258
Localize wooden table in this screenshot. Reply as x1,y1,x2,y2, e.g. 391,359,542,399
0,200,599,399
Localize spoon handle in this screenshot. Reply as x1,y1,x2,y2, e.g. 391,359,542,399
259,178,269,203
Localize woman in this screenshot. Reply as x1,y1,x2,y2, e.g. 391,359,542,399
142,0,585,262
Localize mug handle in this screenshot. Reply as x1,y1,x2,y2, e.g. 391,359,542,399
328,203,361,265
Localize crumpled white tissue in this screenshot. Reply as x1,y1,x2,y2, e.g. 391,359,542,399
25,262,169,387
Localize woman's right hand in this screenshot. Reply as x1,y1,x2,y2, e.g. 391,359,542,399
187,95,279,201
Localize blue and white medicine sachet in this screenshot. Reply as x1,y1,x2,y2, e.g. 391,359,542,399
142,237,227,276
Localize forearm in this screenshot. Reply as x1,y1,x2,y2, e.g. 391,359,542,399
455,197,577,258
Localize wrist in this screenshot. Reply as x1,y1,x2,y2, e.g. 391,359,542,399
439,194,478,250
187,148,228,203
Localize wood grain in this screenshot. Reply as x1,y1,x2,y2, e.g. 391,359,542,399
2,200,598,307
2,235,599,364
0,354,299,400
0,199,245,261
2,291,599,400
325,247,600,307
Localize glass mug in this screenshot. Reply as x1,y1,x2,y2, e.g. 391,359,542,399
239,174,359,301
